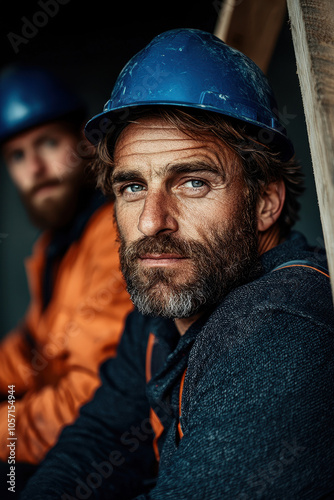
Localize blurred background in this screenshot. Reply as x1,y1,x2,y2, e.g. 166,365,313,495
0,0,323,337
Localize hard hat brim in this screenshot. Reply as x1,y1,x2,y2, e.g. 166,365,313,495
84,102,294,161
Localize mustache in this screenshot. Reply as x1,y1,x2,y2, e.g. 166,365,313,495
28,179,61,196
120,233,207,262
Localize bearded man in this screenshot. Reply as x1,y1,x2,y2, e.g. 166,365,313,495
0,65,132,493
21,29,334,500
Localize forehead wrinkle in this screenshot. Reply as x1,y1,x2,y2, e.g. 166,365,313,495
114,149,230,187
114,120,237,182
115,137,202,160
116,136,222,161
115,119,214,157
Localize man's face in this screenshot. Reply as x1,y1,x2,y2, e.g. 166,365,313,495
112,117,260,319
2,122,85,229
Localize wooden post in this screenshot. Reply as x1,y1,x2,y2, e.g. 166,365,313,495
214,0,287,73
287,0,334,296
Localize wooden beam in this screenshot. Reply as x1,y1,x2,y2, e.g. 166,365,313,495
214,0,287,73
287,0,334,297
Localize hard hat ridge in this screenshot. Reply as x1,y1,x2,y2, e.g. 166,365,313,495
85,28,294,160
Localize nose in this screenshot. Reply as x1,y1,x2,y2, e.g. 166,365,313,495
138,190,178,236
26,150,46,177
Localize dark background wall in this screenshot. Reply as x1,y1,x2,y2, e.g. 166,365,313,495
0,1,323,337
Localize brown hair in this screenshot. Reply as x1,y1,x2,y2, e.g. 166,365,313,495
91,106,304,237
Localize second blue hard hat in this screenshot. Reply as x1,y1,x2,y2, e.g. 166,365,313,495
85,28,294,160
0,64,85,144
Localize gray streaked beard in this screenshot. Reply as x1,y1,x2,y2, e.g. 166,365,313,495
118,198,261,319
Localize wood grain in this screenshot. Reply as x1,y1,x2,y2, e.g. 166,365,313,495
214,0,286,73
287,0,334,296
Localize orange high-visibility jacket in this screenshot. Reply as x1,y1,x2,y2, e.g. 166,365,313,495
0,201,133,464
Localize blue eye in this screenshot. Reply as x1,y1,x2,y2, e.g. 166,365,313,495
124,184,144,193
184,179,205,188
191,180,204,187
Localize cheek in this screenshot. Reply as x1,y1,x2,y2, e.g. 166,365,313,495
7,167,30,192
47,144,82,179
176,196,236,238
115,202,140,241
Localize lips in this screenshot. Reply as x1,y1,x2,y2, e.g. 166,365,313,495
140,253,184,260
120,234,194,268
139,253,187,266
31,180,61,196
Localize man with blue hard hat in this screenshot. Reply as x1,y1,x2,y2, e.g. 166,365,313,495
0,65,133,493
22,29,334,499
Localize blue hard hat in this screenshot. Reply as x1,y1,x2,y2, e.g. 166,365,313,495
85,28,294,160
0,64,86,143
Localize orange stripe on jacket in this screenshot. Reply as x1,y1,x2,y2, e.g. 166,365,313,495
0,201,133,464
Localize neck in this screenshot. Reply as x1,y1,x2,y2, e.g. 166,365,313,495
175,313,203,336
258,223,281,255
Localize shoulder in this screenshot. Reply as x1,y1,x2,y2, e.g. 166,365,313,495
188,234,334,382
222,256,333,329
77,200,120,263
83,200,116,239
183,244,334,427
214,232,333,337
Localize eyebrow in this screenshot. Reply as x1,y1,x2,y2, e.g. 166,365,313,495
111,160,224,186
2,132,57,156
162,160,222,178
111,168,145,185
34,134,53,146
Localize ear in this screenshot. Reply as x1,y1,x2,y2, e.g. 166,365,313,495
257,180,286,232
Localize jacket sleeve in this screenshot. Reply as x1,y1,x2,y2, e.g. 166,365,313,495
0,206,133,464
20,311,157,500
138,309,334,499
0,327,38,397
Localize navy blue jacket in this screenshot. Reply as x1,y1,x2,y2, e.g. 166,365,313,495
21,232,334,499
